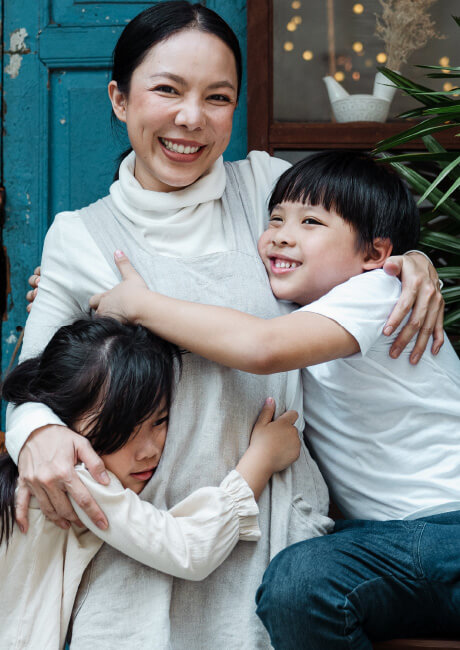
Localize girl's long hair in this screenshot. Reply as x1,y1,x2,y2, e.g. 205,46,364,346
0,317,182,544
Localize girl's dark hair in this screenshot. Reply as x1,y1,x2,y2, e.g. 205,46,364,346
269,151,420,256
0,317,182,544
113,1,242,173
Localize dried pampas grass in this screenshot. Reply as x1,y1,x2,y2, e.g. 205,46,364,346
375,0,444,71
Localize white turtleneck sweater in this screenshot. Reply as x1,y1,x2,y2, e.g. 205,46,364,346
6,150,294,462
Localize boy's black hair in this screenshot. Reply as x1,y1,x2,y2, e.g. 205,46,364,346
0,317,182,544
269,151,420,255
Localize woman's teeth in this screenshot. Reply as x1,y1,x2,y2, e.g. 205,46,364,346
274,260,300,269
160,138,201,154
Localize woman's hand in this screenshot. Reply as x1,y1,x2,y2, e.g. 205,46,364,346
16,424,110,533
236,398,300,500
26,266,41,313
383,252,444,364
89,251,149,323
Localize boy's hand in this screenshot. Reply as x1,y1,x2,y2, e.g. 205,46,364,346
26,266,41,313
89,251,150,324
236,398,300,500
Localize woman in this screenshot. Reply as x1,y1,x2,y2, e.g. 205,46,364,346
7,2,443,648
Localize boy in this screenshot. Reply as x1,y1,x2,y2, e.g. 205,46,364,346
91,151,460,648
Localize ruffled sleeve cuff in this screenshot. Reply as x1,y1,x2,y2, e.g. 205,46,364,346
219,470,261,541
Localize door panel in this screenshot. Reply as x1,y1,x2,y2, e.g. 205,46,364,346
1,0,247,421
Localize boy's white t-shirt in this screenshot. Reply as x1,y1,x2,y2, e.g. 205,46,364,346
298,269,460,521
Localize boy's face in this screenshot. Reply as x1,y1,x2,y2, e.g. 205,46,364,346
258,201,367,306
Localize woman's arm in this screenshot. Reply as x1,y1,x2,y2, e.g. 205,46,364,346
72,400,300,581
7,214,117,532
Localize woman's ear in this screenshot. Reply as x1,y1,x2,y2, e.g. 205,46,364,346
108,81,127,123
362,238,393,271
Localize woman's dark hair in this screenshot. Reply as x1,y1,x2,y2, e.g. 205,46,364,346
0,317,182,544
113,1,242,174
269,151,420,256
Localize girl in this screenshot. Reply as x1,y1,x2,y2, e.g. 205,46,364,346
0,316,301,649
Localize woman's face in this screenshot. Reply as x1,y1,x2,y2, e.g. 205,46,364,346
109,29,238,192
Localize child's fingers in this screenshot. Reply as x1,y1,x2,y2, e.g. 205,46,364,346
275,409,299,425
255,397,276,426
89,293,103,311
114,250,141,280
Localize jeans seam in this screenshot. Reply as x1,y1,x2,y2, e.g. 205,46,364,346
413,521,428,578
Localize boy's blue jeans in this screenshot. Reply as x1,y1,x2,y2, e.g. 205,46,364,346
256,511,460,649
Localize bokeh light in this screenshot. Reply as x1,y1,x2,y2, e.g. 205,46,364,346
352,42,364,53
443,82,453,91
376,52,388,63
293,16,302,25
352,71,361,81
302,50,313,61
439,56,450,67
334,71,345,82
292,0,301,8
287,21,297,32
284,41,294,52
353,4,364,14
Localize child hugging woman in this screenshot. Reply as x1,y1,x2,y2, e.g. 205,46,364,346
0,317,301,649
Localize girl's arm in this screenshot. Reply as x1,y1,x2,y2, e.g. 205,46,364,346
71,400,301,581
90,254,358,374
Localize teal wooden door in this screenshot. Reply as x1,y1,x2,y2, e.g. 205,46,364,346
1,1,247,395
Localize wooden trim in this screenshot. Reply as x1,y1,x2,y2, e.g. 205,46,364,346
373,641,460,649
247,0,271,151
269,122,460,151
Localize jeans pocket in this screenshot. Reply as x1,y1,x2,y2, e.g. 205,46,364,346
287,495,335,546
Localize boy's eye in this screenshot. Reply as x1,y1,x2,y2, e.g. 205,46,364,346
269,216,283,223
302,217,321,225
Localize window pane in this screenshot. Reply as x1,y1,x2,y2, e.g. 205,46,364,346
273,0,459,122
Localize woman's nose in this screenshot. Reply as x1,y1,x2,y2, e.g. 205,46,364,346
175,97,206,130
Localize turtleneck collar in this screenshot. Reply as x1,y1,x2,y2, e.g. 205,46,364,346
110,150,226,217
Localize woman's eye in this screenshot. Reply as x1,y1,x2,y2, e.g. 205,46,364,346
154,85,178,95
208,94,231,103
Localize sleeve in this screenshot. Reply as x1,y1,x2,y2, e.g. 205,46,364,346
5,212,117,463
297,271,402,355
71,467,261,581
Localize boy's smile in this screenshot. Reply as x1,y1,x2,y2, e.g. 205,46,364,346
258,201,369,306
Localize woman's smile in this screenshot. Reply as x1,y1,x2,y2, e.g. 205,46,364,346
109,29,238,193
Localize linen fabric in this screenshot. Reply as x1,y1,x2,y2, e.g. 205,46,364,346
298,269,460,521
256,510,460,649
5,152,331,649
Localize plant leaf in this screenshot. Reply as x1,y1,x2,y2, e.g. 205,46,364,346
417,155,460,204
437,267,460,279
420,230,460,254
434,175,460,210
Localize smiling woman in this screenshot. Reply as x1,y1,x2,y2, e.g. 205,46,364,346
4,1,444,648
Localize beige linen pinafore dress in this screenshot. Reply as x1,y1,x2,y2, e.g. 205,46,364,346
70,162,331,649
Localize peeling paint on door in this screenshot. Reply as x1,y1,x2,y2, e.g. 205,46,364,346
5,28,29,79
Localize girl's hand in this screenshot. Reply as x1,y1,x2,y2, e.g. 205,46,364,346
236,398,300,500
383,252,444,363
16,425,109,534
26,266,41,313
89,251,150,323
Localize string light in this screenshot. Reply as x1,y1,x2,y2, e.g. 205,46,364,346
353,3,364,14
287,21,297,31
284,41,294,52
352,71,361,80
334,71,345,82
376,52,387,63
443,82,453,91
293,16,302,25
302,50,313,61
439,56,450,67
352,41,363,53
292,0,301,8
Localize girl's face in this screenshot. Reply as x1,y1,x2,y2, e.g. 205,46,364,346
109,29,238,192
101,406,169,493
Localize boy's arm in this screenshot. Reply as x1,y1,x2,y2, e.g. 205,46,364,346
71,467,260,581
89,254,358,373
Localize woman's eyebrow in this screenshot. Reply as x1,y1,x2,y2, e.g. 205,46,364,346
149,72,235,92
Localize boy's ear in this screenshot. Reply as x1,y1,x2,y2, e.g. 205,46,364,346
362,238,393,270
